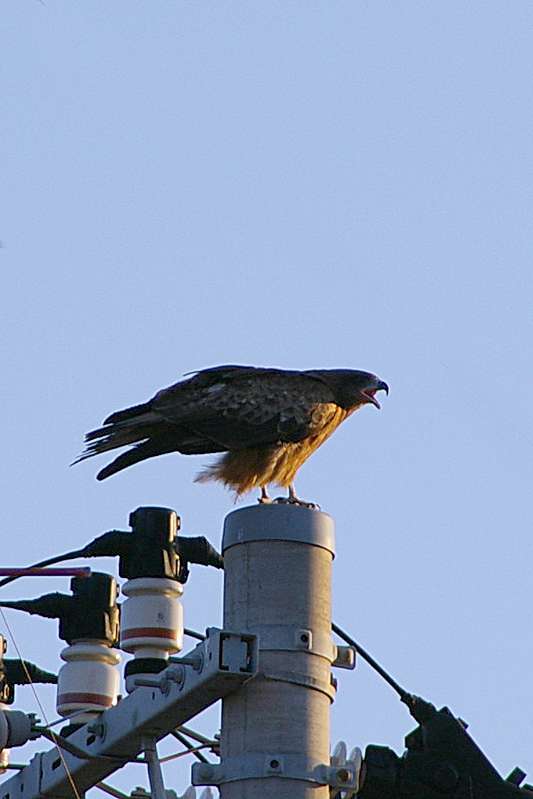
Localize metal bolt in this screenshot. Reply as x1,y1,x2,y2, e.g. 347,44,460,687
87,720,106,739
170,654,203,672
165,665,186,688
133,677,163,689
337,768,350,783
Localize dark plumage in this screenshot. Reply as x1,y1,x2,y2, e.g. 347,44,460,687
75,365,388,502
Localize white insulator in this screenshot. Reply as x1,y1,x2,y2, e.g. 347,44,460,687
345,747,363,798
199,789,214,799
57,641,121,721
348,747,362,769
179,789,197,799
120,578,184,659
331,740,347,766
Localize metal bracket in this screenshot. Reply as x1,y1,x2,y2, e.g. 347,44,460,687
219,631,256,671
250,623,337,661
331,645,356,670
259,669,336,701
192,754,358,790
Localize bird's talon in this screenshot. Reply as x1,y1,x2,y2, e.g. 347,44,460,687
272,496,320,510
302,501,321,510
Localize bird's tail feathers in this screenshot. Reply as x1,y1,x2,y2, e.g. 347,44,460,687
96,439,174,480
73,432,150,466
85,412,160,442
72,416,163,468
103,401,154,425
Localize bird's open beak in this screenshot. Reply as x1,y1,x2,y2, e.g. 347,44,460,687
362,381,389,409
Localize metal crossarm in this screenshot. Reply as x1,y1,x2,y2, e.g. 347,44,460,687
0,628,257,799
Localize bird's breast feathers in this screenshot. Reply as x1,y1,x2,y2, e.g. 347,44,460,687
197,402,349,493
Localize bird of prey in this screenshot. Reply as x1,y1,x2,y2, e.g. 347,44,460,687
76,365,388,505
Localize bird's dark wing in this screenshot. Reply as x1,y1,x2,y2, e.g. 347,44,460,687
151,367,337,449
75,366,337,480
102,365,258,425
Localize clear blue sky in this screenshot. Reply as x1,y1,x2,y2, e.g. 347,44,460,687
2,2,533,795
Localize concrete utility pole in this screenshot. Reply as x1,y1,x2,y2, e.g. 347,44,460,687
208,504,337,798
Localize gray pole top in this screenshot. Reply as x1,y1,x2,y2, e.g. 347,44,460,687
222,504,336,556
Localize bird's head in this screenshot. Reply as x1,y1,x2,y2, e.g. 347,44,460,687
306,369,389,410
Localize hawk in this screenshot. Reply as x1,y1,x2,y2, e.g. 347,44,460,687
76,365,388,504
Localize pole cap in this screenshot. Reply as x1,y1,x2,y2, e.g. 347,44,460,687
222,504,335,556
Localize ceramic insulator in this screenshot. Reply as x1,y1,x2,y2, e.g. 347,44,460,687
56,642,121,721
120,577,184,660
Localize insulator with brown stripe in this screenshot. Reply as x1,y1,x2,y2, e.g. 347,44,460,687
120,577,184,692
56,642,121,723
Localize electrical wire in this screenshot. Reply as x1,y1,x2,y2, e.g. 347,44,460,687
332,621,413,705
38,708,97,730
158,744,213,764
38,729,209,767
96,782,131,799
170,730,210,763
178,725,219,750
0,548,87,591
37,728,143,763
38,729,211,765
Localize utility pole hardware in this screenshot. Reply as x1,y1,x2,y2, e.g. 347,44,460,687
1,504,532,799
